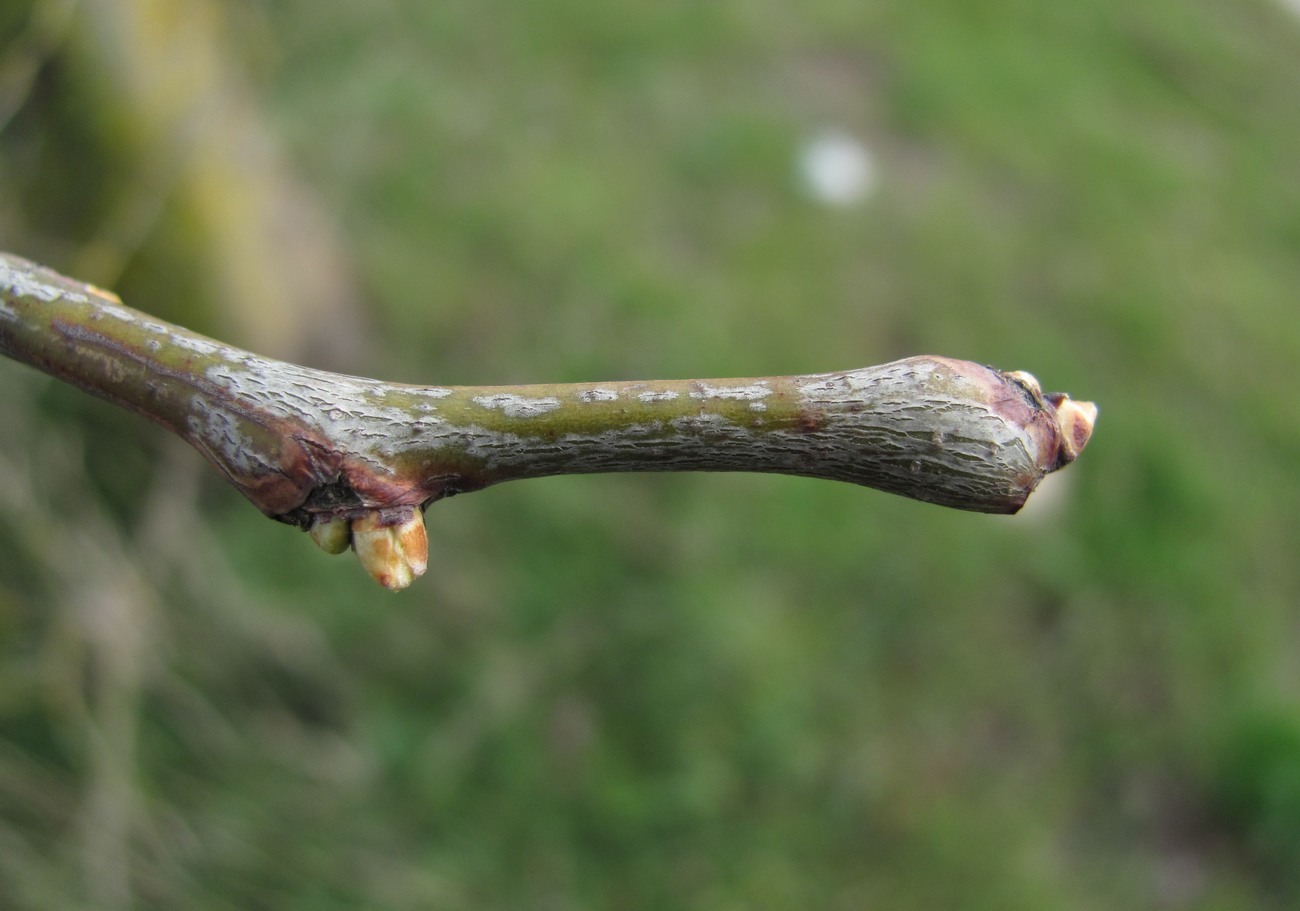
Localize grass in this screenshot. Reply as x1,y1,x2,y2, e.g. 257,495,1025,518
2,0,1300,907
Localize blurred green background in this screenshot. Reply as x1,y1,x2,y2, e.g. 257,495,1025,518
2,0,1300,908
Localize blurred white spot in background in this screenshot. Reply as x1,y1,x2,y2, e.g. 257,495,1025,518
1012,468,1076,526
1279,0,1300,18
798,130,877,207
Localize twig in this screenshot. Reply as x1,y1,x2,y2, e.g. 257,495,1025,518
0,252,1097,590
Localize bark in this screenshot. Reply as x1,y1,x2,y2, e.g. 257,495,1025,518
0,252,1097,588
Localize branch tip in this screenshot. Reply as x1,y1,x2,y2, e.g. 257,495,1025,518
1050,396,1098,466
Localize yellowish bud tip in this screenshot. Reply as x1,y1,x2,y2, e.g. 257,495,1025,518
1053,397,1098,465
351,509,429,591
1006,370,1042,396
1010,370,1098,470
308,515,352,555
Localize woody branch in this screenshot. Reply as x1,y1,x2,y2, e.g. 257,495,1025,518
0,252,1096,590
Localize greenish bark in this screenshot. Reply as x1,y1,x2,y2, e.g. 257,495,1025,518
1,252,1097,588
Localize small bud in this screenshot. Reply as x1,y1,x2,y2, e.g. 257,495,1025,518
1006,370,1043,397
1051,396,1098,466
351,509,428,591
308,515,351,555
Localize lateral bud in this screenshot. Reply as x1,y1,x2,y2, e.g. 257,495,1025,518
308,515,352,555
351,508,429,591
